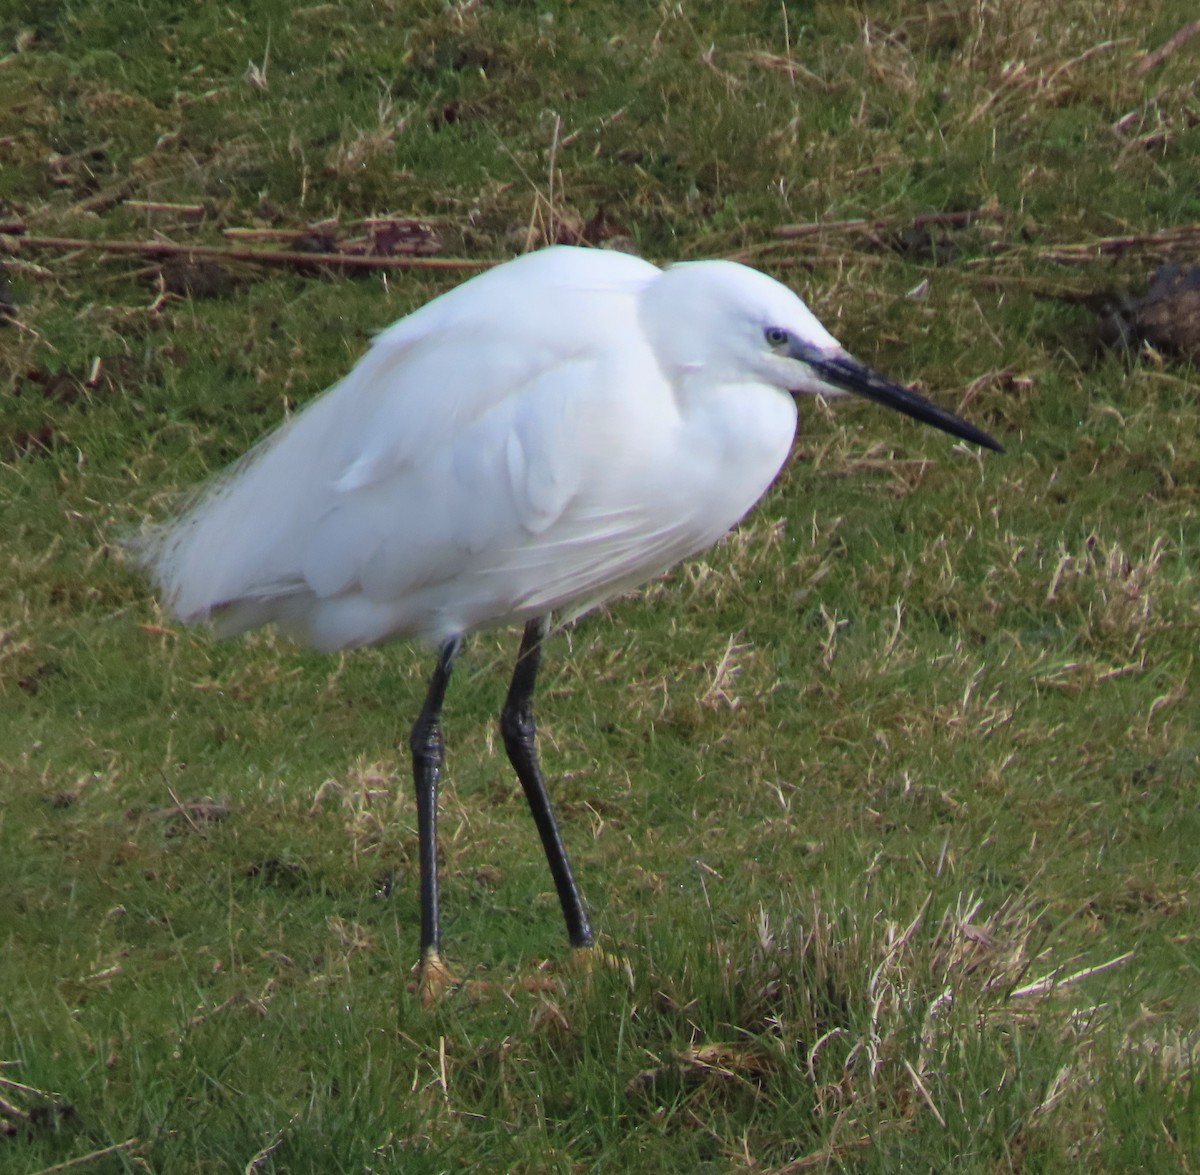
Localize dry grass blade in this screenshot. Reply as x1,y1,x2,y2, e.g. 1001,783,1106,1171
903,1058,947,1127
0,1065,70,1135
27,1141,141,1175
1010,951,1136,999
243,1115,299,1174
625,1041,774,1100
761,1134,874,1173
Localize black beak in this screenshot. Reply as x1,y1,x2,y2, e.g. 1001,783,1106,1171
793,343,1004,454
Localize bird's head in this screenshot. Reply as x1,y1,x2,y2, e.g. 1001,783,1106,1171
644,259,1002,453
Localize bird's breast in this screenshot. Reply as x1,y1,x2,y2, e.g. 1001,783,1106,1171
667,381,798,533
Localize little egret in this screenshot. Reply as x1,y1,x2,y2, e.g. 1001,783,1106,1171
139,245,1000,997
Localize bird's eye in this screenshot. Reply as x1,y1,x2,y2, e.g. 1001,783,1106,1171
764,326,789,348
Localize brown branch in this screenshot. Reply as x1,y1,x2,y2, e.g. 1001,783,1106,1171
1029,224,1200,262
222,227,329,241
776,208,1002,240
9,235,496,273
1138,20,1200,74
776,216,876,240
221,218,439,257
125,200,207,217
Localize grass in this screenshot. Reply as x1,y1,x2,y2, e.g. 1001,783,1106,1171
2,0,1199,1170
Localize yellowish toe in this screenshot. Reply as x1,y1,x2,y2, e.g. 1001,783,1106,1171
566,943,633,986
416,949,459,1008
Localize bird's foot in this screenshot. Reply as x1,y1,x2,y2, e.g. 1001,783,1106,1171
415,948,459,1008
564,942,633,986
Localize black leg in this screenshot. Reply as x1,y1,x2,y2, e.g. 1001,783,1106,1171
410,637,460,973
500,617,595,949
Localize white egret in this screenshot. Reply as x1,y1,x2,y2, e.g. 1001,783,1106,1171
139,245,1000,997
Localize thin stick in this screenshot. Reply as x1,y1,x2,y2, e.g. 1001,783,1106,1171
12,235,495,273
125,201,207,217
1030,227,1200,262
0,1092,29,1119
29,1139,139,1175
1138,20,1200,73
222,219,434,248
1010,950,1134,999
165,783,201,834
776,208,1001,240
0,1074,66,1099
547,112,562,237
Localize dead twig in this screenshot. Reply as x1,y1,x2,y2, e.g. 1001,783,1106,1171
1138,20,1200,74
1010,950,1135,999
775,208,1001,240
136,797,230,827
9,235,495,273
28,1139,140,1174
223,217,439,256
125,200,208,218
958,223,1200,268
1030,225,1200,263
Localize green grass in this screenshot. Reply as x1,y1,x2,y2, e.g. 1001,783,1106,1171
3,1,1199,1170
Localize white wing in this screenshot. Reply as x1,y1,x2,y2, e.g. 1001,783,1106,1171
139,248,663,644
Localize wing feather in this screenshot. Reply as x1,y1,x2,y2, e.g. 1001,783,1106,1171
139,248,660,635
